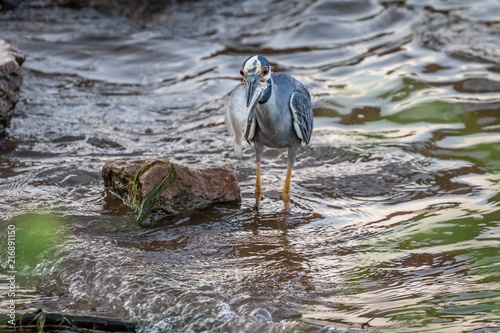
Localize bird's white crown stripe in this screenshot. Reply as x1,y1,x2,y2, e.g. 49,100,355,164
244,55,261,73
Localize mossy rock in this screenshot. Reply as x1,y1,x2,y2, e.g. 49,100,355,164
102,159,241,223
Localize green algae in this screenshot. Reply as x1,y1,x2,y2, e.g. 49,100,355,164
128,159,178,223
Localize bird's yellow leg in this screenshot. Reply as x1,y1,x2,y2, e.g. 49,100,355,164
282,165,292,213
255,161,263,209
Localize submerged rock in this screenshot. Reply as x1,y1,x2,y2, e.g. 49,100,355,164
102,159,241,220
0,40,24,129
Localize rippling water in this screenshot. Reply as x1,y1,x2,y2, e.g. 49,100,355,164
1,0,500,332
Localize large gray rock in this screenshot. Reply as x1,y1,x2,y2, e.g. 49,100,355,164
103,159,241,220
0,40,24,129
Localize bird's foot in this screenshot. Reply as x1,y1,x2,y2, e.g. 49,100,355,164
282,164,293,213
282,192,291,213
255,190,262,211
255,161,262,211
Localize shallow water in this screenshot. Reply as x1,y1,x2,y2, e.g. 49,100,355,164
0,0,499,332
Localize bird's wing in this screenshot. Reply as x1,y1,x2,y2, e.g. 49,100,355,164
289,91,313,144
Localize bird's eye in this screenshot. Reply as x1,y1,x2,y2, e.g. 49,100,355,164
262,67,269,76
240,68,244,76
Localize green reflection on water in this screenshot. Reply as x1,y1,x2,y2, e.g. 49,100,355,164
341,206,500,330
388,101,467,124
436,142,500,174
383,99,500,174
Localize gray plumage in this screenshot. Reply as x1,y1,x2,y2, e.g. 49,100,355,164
245,72,313,150
225,55,313,212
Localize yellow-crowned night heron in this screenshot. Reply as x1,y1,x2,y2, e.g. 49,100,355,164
226,55,313,212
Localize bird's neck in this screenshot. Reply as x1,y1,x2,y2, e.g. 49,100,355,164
258,78,272,104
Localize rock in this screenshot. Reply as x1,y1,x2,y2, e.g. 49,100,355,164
0,40,25,129
102,159,241,219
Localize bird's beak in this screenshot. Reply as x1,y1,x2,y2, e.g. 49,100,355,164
245,75,259,108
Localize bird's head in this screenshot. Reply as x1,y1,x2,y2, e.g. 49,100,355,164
240,55,271,107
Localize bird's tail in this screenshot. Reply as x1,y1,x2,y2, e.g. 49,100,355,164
233,143,243,159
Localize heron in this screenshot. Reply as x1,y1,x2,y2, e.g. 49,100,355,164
225,55,313,212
